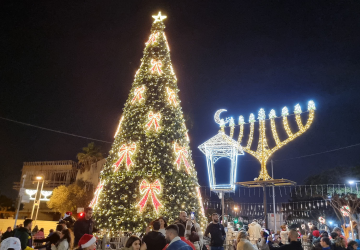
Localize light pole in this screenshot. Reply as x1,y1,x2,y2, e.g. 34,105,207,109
14,174,26,228
30,175,45,224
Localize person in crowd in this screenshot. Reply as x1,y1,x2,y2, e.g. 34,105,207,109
73,207,97,246
204,213,226,250
77,234,97,250
51,229,74,250
14,219,33,250
176,224,195,250
1,227,14,241
0,237,21,250
158,217,168,236
248,220,261,245
347,241,358,250
164,225,192,250
35,228,44,239
319,237,331,250
174,212,196,234
279,225,289,245
34,228,45,247
141,220,166,250
333,228,347,248
58,221,68,230
122,236,141,250
332,236,346,250
32,226,39,236
300,224,307,236
236,231,257,250
257,229,269,250
34,225,63,250
312,228,321,245
48,230,54,237
268,229,303,250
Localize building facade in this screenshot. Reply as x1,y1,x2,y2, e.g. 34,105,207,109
13,160,78,221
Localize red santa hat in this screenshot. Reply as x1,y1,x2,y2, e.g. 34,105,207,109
63,211,72,219
78,234,96,249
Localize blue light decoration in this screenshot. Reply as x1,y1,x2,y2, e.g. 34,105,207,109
198,110,244,192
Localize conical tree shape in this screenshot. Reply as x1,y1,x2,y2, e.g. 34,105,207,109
92,12,207,232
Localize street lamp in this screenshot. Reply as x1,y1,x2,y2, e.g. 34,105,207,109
31,175,45,224
348,180,360,194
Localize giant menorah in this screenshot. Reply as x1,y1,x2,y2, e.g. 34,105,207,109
223,100,315,181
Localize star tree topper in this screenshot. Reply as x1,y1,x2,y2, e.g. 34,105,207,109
152,11,167,23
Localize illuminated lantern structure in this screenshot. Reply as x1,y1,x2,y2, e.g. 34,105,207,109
198,110,244,220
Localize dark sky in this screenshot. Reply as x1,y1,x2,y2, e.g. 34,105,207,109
1,1,360,202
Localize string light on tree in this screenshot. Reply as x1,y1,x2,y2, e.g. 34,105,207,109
89,180,104,208
114,116,124,138
146,32,159,46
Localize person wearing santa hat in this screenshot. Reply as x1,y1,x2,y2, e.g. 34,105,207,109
77,234,96,250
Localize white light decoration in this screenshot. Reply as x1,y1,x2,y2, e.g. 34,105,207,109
214,109,228,124
308,100,316,110
258,109,266,120
269,109,276,119
40,190,53,200
229,117,235,126
198,111,244,192
152,11,167,23
281,106,289,116
249,113,255,123
294,104,302,114
239,115,245,125
25,189,52,201
25,189,37,197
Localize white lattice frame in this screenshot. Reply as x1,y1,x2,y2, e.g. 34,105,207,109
198,132,243,192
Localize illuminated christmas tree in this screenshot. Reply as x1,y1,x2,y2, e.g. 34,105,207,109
91,12,207,232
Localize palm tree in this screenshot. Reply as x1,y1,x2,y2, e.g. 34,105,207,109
76,142,103,171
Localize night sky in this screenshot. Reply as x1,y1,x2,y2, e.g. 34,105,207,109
1,1,360,202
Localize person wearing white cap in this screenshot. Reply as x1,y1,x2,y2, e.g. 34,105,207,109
0,237,22,250
77,234,96,250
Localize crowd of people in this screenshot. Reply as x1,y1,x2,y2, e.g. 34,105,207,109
236,219,360,250
1,209,359,250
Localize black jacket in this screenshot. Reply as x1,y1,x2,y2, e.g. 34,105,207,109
73,218,96,246
204,223,225,247
269,241,303,250
34,232,60,250
1,230,14,241
142,231,167,250
14,227,32,250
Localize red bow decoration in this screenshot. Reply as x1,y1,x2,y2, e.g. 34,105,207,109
146,111,161,131
174,143,191,173
166,87,177,106
89,180,104,208
138,179,162,213
131,86,145,104
146,32,159,46
113,143,136,171
151,59,162,74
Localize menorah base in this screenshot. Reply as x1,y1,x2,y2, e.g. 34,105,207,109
256,171,273,181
